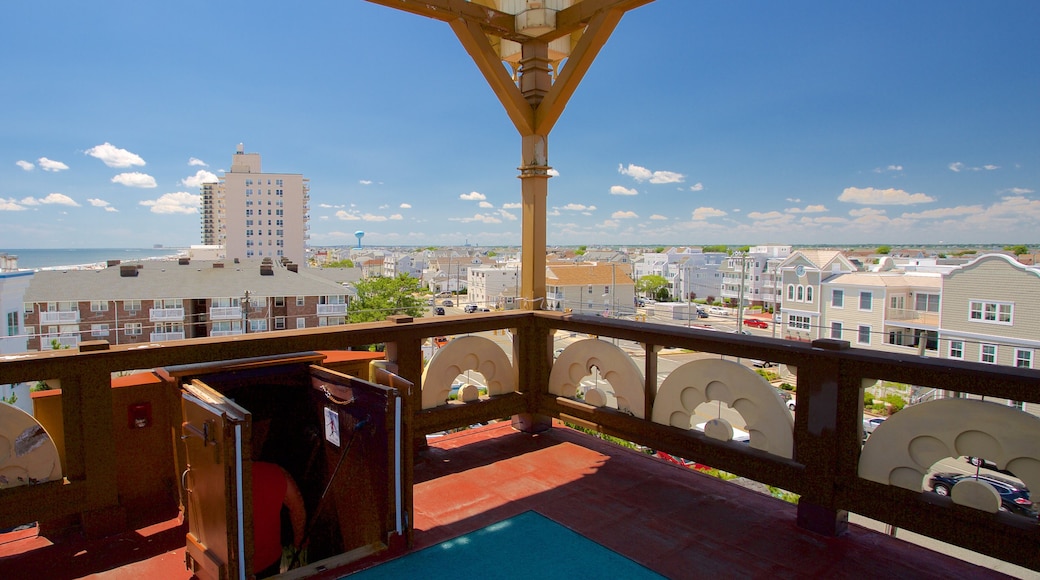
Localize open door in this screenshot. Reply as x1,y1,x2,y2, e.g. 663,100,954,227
180,379,252,580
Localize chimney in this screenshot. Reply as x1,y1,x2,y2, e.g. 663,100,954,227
260,264,274,276
120,265,138,277
213,263,224,269
287,264,298,273
107,259,121,268
178,257,190,265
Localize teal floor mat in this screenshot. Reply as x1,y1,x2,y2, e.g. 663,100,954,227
347,511,664,579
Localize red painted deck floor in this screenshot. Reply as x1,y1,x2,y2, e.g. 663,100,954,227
0,422,1023,579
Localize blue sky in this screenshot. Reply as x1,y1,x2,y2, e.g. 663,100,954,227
2,1,1038,249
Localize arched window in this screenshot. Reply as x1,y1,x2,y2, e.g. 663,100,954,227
806,286,814,302
787,284,795,300
797,285,804,301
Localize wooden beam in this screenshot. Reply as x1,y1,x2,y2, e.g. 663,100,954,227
363,0,522,41
450,18,535,135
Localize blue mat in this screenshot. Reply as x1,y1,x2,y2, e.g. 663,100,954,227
348,511,663,579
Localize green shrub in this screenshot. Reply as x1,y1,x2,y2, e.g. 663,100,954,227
755,369,779,382
779,383,794,391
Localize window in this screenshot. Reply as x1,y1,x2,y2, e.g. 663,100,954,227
274,296,285,307
1015,349,1033,369
249,319,267,332
981,344,997,364
830,321,842,340
796,286,803,301
949,340,964,359
91,324,110,337
296,317,306,329
24,302,34,315
787,285,794,300
857,325,871,345
789,315,810,331
125,323,142,336
831,289,844,308
296,296,305,306
915,293,940,312
969,300,1012,324
90,300,109,312
859,292,872,311
275,316,286,330
6,311,17,337
124,299,141,312
806,286,813,302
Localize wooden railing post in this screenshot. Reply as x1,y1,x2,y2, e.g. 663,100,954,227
794,338,853,536
512,321,552,433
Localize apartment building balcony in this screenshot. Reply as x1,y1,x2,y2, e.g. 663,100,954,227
39,310,80,325
208,306,243,320
317,303,348,316
39,333,78,350
148,307,185,322
0,312,1036,579
886,307,940,326
149,331,186,342
209,329,244,337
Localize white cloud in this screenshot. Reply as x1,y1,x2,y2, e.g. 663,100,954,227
949,161,999,173
37,157,69,172
454,213,502,224
649,214,668,220
181,169,219,188
389,214,403,221
112,172,157,188
21,193,80,207
560,203,596,211
335,210,361,221
362,213,389,222
478,201,494,208
1007,188,1034,195
873,165,903,173
140,192,199,214
785,197,802,203
399,203,412,209
87,198,118,212
839,187,934,205
618,163,685,184
0,199,28,211
786,204,828,214
460,191,486,201
849,207,886,217
900,206,981,219
689,182,704,192
547,168,560,177
598,219,620,228
16,160,34,171
612,210,639,219
359,179,373,185
610,185,638,196
502,202,521,209
748,211,785,220
691,207,727,220
188,157,208,167
86,142,145,168
498,209,518,221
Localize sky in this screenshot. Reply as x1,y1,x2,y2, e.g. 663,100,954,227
1,1,1038,249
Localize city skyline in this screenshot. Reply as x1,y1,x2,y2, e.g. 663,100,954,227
1,1,1037,249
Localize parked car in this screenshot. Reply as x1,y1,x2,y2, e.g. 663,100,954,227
442,299,453,307
863,417,885,438
697,310,708,318
751,359,776,368
464,304,478,313
433,336,449,348
966,457,1016,476
433,307,445,315
708,306,728,315
743,319,768,329
928,472,1037,518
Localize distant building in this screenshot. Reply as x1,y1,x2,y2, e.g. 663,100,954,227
546,262,635,316
23,258,349,350
468,266,520,309
201,144,310,264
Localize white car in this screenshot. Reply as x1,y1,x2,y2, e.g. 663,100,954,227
708,306,728,315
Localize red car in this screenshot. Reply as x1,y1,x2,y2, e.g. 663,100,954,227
743,319,768,329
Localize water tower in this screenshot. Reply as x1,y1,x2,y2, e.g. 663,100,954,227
354,230,365,249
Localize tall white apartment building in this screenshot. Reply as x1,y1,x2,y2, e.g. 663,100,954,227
202,144,310,264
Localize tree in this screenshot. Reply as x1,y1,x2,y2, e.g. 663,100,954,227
877,245,891,255
653,246,666,253
348,274,426,324
701,245,727,253
326,258,354,268
575,245,587,256
1003,244,1030,256
636,274,670,301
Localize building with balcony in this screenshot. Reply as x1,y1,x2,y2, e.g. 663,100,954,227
633,247,725,302
201,144,310,265
467,265,520,309
21,258,351,349
545,262,635,315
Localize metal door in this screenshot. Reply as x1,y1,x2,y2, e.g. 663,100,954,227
180,379,251,580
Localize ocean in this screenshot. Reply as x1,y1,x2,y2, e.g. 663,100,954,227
0,248,185,270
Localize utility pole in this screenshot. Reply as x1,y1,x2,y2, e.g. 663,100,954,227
736,253,747,329
242,290,251,334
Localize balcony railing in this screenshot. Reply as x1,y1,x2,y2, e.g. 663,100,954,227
0,311,1037,572
149,331,185,342
209,306,243,320
39,334,78,350
149,307,185,322
39,311,79,324
886,308,940,325
317,303,348,316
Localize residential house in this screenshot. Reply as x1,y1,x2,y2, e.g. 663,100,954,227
778,250,857,341
545,262,635,316
467,265,520,309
